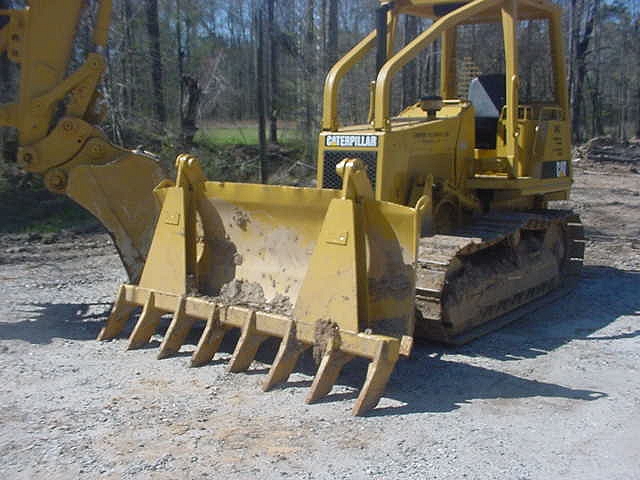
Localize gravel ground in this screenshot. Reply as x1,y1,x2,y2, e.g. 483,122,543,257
0,162,639,479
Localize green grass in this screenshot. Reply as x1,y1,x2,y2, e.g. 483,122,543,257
195,125,304,147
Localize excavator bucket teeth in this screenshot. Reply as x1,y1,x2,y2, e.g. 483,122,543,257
157,297,197,359
97,285,136,341
352,339,400,416
127,292,163,350
190,306,227,367
306,349,354,404
104,286,405,414
262,322,310,392
100,157,422,415
227,310,269,373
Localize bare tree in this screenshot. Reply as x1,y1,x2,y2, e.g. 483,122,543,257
635,16,640,138
267,0,278,143
145,0,166,127
303,0,317,160
326,0,339,69
255,6,267,182
176,0,185,126
402,14,418,106
181,76,201,149
569,0,597,142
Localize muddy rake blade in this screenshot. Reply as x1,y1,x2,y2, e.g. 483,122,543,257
97,285,401,416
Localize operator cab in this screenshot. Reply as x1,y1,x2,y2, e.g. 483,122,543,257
319,0,572,204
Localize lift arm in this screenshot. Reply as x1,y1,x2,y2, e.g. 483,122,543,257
0,1,167,281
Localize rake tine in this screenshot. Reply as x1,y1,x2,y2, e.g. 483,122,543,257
127,292,163,350
305,348,354,404
352,339,400,416
262,321,309,392
97,285,135,340
227,310,268,373
191,306,227,367
157,296,195,359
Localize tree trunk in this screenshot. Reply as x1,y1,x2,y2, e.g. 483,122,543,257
145,0,166,127
636,22,640,138
267,0,278,144
181,76,201,149
176,0,185,127
120,0,134,113
570,0,596,143
326,0,339,69
402,14,418,106
590,0,603,137
320,0,327,70
303,0,316,161
255,7,267,183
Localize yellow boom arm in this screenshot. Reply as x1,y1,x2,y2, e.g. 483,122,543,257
0,0,166,281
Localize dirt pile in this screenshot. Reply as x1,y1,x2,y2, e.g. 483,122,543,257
203,279,294,316
574,136,640,172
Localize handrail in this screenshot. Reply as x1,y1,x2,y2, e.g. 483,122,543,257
322,9,398,131
324,0,568,134
321,30,378,131
373,0,504,130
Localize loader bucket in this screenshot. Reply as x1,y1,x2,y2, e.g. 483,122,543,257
65,154,167,282
99,155,425,415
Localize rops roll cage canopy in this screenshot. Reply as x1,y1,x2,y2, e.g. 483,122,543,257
321,0,568,164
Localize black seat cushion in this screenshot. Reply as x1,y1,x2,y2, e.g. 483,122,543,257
468,74,506,149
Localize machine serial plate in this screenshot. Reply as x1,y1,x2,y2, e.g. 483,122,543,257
542,160,569,178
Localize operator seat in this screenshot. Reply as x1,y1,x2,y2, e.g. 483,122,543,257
468,74,506,149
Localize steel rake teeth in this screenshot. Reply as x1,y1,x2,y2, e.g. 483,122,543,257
98,285,401,416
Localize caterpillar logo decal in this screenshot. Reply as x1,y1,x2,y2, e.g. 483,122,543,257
325,134,378,148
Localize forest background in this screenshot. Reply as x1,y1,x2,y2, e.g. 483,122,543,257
0,0,638,231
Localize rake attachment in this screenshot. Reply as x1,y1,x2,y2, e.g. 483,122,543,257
99,155,426,415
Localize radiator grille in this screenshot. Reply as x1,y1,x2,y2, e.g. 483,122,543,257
322,151,378,190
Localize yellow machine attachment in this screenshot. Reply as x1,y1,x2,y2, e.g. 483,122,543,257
0,1,166,280
99,155,426,415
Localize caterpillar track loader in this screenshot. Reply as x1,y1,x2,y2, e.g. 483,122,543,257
2,0,584,415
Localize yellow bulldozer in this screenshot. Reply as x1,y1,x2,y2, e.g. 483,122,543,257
1,0,584,415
